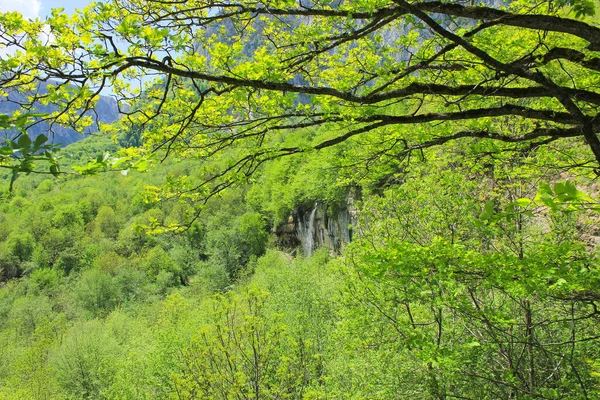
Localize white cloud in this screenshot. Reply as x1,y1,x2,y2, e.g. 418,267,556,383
0,0,41,20
0,0,43,58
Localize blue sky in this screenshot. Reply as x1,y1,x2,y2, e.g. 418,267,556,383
0,0,92,20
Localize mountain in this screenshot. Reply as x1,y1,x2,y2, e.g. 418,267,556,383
0,83,120,146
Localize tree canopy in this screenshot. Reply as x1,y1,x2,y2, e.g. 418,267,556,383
0,0,600,192
1,2,600,397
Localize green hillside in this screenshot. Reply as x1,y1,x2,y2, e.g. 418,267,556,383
0,0,600,398
0,127,598,398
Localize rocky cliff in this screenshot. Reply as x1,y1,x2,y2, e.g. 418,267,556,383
276,191,360,256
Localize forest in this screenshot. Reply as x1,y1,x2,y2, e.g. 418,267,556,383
0,0,600,399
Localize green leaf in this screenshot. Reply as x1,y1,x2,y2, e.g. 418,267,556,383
553,182,566,196
535,190,556,208
563,182,578,197
33,134,48,148
19,160,33,173
480,201,495,220
514,198,532,207
49,164,60,177
0,146,12,156
17,134,31,149
539,183,553,195
134,159,149,172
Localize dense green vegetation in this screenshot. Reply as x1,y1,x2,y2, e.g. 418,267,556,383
1,0,600,398
0,130,599,399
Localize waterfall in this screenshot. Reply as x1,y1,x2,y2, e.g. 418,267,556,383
302,203,318,255
286,193,358,256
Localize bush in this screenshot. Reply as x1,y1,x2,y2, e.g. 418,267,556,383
74,269,120,318
94,206,121,239
51,320,120,399
51,204,84,229
205,212,269,279
189,260,229,295
138,246,181,285
112,265,148,303
7,295,54,337
27,268,61,295
4,232,35,263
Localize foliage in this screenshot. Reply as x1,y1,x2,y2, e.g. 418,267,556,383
52,320,120,399
0,143,599,397
0,1,599,399
0,113,62,190
320,160,600,398
1,0,600,200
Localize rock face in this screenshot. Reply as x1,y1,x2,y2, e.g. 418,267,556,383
276,191,360,256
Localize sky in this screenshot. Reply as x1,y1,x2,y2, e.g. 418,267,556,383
0,0,92,20
0,0,92,58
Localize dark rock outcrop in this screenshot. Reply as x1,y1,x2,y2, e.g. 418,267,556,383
276,190,360,255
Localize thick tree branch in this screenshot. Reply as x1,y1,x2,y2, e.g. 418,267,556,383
416,1,600,51
393,0,600,164
514,47,600,72
281,125,588,159
104,58,600,106
134,1,600,50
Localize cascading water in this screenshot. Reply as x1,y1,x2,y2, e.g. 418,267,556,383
302,203,318,255
286,192,359,256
